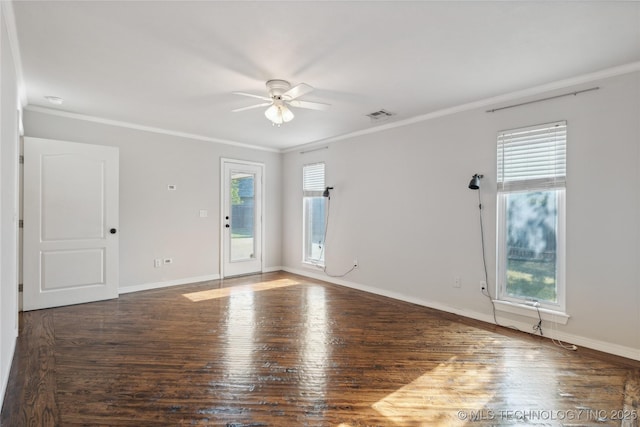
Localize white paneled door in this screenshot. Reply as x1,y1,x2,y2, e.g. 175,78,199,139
222,159,263,277
23,137,119,311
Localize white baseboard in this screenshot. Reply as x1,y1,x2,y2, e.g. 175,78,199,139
262,266,284,273
283,266,640,362
118,268,285,294
119,274,221,295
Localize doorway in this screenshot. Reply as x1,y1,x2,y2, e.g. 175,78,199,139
23,137,119,310
221,159,264,277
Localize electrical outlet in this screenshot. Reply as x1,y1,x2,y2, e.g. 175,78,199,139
453,276,461,288
154,259,161,268
480,280,487,291
353,259,359,268
164,258,173,265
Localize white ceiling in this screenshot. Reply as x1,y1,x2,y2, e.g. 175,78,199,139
12,1,640,151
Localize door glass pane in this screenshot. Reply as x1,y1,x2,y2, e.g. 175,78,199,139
505,190,558,303
230,172,255,262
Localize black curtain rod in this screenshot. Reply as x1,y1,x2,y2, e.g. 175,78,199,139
486,87,600,113
300,146,329,155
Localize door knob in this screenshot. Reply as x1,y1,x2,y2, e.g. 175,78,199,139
110,228,117,234
225,224,230,228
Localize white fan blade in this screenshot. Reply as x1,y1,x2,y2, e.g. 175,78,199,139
232,102,272,112
232,92,272,101
283,83,314,100
288,100,331,111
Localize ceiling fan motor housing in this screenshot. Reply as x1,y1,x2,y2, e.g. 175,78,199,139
266,79,292,99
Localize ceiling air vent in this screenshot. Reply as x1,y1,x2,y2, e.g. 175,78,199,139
366,109,395,122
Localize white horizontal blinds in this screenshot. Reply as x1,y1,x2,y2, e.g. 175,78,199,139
497,121,567,192
303,162,325,196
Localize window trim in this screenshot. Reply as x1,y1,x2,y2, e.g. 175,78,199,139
302,162,327,266
495,120,567,313
492,299,570,325
302,196,327,266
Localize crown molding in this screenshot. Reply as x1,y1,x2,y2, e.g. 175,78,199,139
1,1,27,108
21,58,640,156
24,105,281,153
285,61,640,154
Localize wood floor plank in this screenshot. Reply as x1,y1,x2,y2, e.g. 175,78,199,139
2,271,639,426
2,310,60,427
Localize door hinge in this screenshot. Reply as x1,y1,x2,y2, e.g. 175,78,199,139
19,220,23,228
19,155,24,164
18,284,23,292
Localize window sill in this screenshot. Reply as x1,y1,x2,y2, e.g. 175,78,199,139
493,300,570,325
301,261,325,269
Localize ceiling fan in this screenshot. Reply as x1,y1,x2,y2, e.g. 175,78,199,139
232,80,330,126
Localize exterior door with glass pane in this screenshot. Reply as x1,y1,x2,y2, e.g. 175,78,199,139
222,160,263,277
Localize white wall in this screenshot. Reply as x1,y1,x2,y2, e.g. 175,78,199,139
23,110,282,292
13,61,640,377
282,70,640,360
0,2,20,408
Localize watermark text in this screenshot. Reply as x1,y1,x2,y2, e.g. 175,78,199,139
456,409,638,422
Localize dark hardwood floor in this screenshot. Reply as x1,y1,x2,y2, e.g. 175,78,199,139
2,271,639,426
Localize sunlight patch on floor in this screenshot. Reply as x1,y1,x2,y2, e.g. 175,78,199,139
182,278,300,302
372,356,495,426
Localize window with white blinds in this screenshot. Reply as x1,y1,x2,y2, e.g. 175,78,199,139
497,121,566,192
303,162,325,194
496,121,567,311
302,162,326,264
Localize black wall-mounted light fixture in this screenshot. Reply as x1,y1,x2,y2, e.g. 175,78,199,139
468,174,483,190
323,186,334,198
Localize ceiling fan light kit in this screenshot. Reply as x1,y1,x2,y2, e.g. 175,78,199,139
265,103,294,126
233,79,330,126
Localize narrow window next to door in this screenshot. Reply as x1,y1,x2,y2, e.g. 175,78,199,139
303,163,326,265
